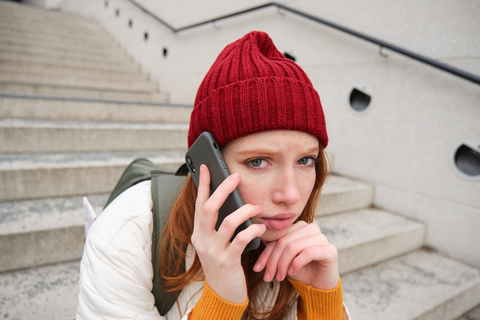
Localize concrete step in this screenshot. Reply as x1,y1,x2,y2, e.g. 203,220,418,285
0,96,191,123
456,305,480,320
0,8,84,24
0,32,128,60
0,150,186,201
0,11,97,26
0,54,139,74
0,194,106,273
0,260,80,320
0,59,147,81
0,39,132,66
0,13,93,32
0,19,113,44
0,63,149,84
0,83,166,102
317,208,425,274
0,151,185,271
0,118,188,154
0,71,158,92
0,5,89,24
343,249,480,320
0,9,97,25
0,18,97,41
317,175,374,216
0,22,115,45
0,1,95,29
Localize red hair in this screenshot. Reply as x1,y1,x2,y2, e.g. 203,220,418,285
159,148,329,319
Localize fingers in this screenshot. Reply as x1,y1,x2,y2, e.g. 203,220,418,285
193,165,262,256
288,243,338,276
215,203,262,247
253,221,339,290
275,234,329,281
193,165,213,237
205,171,241,213
227,223,266,257
253,221,307,274
253,241,276,272
289,243,339,290
261,224,325,282
194,165,241,239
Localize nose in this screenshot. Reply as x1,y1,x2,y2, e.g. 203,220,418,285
272,165,300,206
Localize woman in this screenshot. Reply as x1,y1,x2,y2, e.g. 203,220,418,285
77,31,349,320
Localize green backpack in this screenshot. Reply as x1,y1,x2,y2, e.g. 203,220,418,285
103,158,188,316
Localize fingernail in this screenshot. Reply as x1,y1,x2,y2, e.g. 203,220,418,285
230,172,239,181
253,261,261,272
264,271,270,281
276,272,282,281
288,267,294,275
200,165,205,174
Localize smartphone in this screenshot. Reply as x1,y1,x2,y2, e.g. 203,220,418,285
185,132,260,253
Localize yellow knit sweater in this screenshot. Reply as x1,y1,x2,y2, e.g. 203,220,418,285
189,278,343,320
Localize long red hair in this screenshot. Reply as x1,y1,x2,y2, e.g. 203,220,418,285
159,148,329,319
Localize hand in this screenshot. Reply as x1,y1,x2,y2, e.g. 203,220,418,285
253,221,339,290
191,165,266,304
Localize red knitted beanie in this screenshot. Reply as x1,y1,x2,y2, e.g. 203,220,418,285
188,31,328,148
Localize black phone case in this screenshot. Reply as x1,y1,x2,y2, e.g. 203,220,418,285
185,132,260,253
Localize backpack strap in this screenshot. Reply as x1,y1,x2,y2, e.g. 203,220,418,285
104,158,173,210
102,158,187,316
150,170,187,316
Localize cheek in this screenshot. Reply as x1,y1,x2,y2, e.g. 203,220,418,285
301,173,316,201
237,174,265,206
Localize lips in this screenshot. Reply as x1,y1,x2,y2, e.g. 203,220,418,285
260,213,296,230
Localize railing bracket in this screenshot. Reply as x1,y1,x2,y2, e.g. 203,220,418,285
379,46,388,58
212,20,221,30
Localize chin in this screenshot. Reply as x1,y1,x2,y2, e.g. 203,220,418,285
260,229,288,242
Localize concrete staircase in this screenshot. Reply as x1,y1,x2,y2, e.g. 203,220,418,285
318,177,480,320
0,3,189,318
0,1,479,319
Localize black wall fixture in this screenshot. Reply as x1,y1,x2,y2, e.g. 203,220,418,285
451,139,480,181
452,140,480,180
348,84,373,113
349,88,371,112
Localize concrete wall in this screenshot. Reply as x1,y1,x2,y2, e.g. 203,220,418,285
58,0,480,267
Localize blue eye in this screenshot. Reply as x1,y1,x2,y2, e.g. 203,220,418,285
298,157,316,166
249,159,266,168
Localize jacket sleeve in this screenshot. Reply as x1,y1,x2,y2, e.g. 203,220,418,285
76,181,163,320
288,277,344,320
187,281,248,320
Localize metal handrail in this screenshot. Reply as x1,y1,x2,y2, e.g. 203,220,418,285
127,0,480,86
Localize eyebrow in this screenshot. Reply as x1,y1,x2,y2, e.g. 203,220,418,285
235,146,320,156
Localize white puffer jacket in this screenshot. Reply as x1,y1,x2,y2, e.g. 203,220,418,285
76,180,350,319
